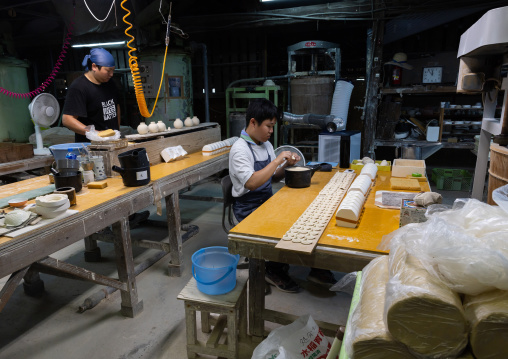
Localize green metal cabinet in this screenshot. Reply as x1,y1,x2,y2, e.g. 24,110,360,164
225,86,280,147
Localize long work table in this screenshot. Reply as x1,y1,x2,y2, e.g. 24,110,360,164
0,151,229,317
228,169,430,338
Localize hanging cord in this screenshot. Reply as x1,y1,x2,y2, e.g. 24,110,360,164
84,0,116,22
0,6,76,99
121,0,170,118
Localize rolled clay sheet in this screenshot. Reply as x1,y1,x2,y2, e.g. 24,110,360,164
345,256,415,359
385,245,468,358
464,290,508,359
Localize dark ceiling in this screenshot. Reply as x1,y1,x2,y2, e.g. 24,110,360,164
1,0,506,51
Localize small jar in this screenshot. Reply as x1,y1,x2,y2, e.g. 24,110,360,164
157,120,167,132
184,117,193,127
83,170,95,185
148,121,159,133
137,122,149,134
174,118,183,129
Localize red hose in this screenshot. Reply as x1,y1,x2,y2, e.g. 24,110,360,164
0,10,75,99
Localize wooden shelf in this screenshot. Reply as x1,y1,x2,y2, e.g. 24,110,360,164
380,86,458,95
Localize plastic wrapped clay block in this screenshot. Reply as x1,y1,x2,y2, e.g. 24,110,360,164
344,256,415,359
385,244,468,358
348,174,372,196
464,290,508,359
360,163,378,180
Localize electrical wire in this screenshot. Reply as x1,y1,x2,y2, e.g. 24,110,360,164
84,0,116,22
0,7,75,99
121,0,169,118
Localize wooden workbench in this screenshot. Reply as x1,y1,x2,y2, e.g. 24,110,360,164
228,169,430,338
0,151,229,316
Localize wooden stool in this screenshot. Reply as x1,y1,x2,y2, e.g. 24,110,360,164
177,271,248,358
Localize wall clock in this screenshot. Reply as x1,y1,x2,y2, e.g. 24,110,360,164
422,66,443,84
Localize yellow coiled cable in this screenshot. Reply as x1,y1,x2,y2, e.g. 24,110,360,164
121,0,168,118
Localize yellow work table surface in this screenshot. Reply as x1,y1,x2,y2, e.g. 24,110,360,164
230,169,430,255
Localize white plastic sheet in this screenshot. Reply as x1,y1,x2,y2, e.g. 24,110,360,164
379,198,508,295
85,125,121,141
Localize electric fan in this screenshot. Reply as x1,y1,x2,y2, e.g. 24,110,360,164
28,93,60,155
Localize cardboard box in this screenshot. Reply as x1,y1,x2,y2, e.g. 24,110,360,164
392,159,426,178
399,199,428,227
351,160,391,172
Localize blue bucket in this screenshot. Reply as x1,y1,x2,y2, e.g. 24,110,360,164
49,143,91,161
192,247,240,295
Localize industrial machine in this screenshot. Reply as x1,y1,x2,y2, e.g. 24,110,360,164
456,6,508,200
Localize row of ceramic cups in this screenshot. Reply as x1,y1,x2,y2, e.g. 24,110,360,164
137,116,200,135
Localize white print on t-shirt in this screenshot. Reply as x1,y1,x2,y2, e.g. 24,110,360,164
102,99,116,121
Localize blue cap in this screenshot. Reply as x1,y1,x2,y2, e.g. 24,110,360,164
82,48,115,70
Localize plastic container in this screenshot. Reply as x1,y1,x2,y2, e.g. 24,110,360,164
432,168,472,191
49,143,91,161
192,247,240,295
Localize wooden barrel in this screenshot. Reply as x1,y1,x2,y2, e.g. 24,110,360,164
488,144,508,204
290,76,334,115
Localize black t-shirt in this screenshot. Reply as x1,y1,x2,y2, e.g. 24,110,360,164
62,75,120,142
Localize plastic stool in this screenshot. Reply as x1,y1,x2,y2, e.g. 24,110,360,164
177,271,248,359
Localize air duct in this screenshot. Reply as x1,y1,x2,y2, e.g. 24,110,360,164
282,112,344,133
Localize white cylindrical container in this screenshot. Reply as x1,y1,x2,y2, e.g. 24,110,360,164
148,122,159,133
83,170,95,185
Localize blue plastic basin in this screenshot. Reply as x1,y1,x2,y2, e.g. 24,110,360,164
49,143,91,161
192,246,240,295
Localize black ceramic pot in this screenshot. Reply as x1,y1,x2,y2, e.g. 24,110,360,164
53,171,82,192
112,166,150,187
284,165,321,188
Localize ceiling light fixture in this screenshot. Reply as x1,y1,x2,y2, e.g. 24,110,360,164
72,41,126,48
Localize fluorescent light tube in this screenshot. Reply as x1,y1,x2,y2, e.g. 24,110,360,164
72,41,125,48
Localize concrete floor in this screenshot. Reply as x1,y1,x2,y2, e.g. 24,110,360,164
0,174,472,359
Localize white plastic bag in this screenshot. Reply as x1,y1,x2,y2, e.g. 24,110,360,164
85,125,121,141
251,314,336,359
493,183,508,214
379,198,508,296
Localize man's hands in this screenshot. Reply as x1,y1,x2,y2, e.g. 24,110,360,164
275,150,301,167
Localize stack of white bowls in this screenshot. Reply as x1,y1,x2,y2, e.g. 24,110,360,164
33,194,70,219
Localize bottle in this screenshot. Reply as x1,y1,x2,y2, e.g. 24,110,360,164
391,66,402,86
184,117,193,127
174,118,183,129
157,120,167,132
65,148,77,160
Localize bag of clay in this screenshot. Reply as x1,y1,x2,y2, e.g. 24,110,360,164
379,198,508,296
251,314,336,359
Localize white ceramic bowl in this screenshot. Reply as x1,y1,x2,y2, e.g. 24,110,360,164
35,194,68,208
35,200,70,219
8,198,28,208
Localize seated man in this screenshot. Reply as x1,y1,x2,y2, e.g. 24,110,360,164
229,98,337,293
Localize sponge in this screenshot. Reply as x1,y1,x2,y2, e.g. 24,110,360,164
390,178,420,191
98,129,115,137
87,181,108,189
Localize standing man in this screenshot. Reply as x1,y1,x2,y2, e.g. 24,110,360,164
62,47,120,142
229,98,337,293
63,48,148,227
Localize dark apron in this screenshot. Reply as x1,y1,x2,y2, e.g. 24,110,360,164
233,142,273,222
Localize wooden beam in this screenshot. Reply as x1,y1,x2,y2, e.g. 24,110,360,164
363,2,385,157
0,266,29,312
